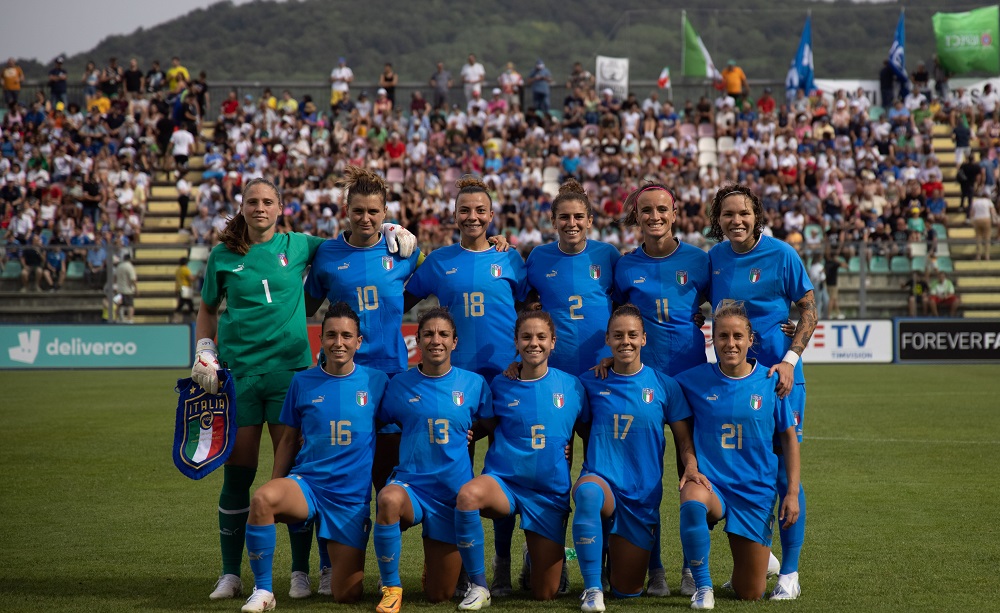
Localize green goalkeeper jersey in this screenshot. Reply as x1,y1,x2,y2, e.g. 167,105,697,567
202,232,325,377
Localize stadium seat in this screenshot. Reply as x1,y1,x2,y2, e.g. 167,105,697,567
2,260,22,279
890,255,910,273
932,223,947,239
717,136,736,153
188,260,205,277
444,166,462,184
542,166,561,183
583,181,599,197
386,167,404,184
840,178,856,195
188,245,210,261
66,260,85,280
542,181,560,198
697,137,717,153
697,151,718,168
40,229,53,244
697,123,716,138
678,124,697,141
910,255,926,272
869,106,885,121
937,256,954,272
869,256,890,273
908,242,927,258
658,137,673,152
936,241,950,256
804,224,823,244
848,256,861,273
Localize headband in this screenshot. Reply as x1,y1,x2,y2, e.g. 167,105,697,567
633,185,675,206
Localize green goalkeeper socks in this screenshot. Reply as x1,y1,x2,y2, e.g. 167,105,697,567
219,465,257,576
288,522,313,574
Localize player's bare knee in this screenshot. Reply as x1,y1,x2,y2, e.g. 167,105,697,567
455,483,485,511
531,584,559,601
376,488,405,523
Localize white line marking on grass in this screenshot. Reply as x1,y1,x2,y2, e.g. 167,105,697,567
806,436,1000,445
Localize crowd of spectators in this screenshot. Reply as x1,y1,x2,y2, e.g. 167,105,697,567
2,53,998,313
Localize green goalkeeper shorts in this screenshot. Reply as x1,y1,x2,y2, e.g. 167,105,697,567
235,369,298,427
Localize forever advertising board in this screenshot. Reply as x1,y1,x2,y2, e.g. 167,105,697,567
895,318,1000,363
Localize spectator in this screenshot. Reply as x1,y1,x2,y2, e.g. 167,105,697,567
19,234,45,292
85,232,109,288
43,237,68,291
329,56,354,116
2,57,24,108
969,188,994,260
957,150,982,213
497,61,523,111
379,62,398,106
527,60,553,115
721,59,749,105
166,56,189,93
145,60,165,94
429,61,453,110
461,53,486,104
932,54,951,100
123,58,144,101
879,60,896,108
100,57,124,99
902,271,929,316
928,270,959,317
114,252,138,323
174,256,194,321
48,56,68,107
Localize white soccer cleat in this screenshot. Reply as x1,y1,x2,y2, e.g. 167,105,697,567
318,566,332,596
690,587,715,610
241,587,276,612
458,585,492,611
770,572,801,600
288,571,311,599
767,552,781,578
646,567,670,596
680,568,696,596
209,573,243,600
580,588,605,613
490,556,512,597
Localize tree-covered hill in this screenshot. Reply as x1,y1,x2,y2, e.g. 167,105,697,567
17,0,998,85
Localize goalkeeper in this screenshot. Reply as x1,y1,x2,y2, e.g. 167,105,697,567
192,177,415,602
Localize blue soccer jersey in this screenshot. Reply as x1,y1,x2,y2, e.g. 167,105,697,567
526,241,621,375
405,244,528,378
484,368,587,497
377,366,492,502
279,364,389,505
612,241,710,376
579,365,692,524
304,235,421,374
708,235,814,384
674,361,796,512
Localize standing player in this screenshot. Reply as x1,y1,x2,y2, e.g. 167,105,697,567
192,178,414,601
706,183,816,600
372,308,493,613
406,176,528,382
453,306,586,609
573,305,703,613
673,302,801,610
240,302,388,612
611,182,710,596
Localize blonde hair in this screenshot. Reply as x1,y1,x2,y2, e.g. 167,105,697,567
341,165,388,206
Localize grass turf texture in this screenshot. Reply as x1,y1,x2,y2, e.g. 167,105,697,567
1,365,997,612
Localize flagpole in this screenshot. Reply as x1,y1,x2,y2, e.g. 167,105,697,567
681,10,686,83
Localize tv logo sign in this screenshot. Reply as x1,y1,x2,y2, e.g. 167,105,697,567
8,329,41,364
809,321,892,363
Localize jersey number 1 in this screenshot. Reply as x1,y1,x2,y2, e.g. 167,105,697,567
262,279,272,303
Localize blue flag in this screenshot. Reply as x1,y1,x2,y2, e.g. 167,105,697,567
791,15,816,96
173,369,238,480
889,11,910,96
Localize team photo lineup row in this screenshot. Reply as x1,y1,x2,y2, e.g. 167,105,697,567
189,170,815,612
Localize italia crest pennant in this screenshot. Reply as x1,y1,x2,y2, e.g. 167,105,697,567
173,369,237,480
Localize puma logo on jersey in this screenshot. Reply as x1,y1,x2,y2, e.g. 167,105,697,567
706,394,718,401
713,269,722,275
445,268,458,275
408,395,421,403
546,270,558,278
312,395,325,403
575,536,597,545
599,390,611,395
632,276,646,284
337,263,350,270
507,399,520,407
232,264,244,273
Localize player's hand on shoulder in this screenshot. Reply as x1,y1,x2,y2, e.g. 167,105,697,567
382,223,417,258
767,361,794,399
589,357,613,379
191,338,220,394
780,320,795,338
487,234,510,252
502,361,521,380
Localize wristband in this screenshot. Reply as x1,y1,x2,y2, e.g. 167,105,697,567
782,350,800,367
196,338,218,355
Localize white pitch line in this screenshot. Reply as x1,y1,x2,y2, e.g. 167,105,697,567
806,435,1000,445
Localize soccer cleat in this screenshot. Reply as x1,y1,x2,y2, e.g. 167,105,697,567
289,570,311,599
769,572,801,600
458,585,492,611
318,566,332,596
646,567,670,596
580,588,605,613
767,552,781,578
491,556,513,597
377,586,403,613
209,573,243,600
679,568,696,597
241,588,276,613
518,543,531,591
455,569,471,599
690,587,715,610
558,560,571,595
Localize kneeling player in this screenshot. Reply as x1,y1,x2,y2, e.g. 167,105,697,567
673,302,801,610
240,302,388,612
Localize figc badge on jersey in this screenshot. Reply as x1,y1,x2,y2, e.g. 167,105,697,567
173,369,237,480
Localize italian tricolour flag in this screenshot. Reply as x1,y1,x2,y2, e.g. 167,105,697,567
185,412,226,464
682,13,722,80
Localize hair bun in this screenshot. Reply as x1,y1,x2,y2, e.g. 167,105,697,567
558,179,585,196
456,175,488,191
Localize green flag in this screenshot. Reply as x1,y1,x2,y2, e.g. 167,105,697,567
682,13,722,79
933,6,1000,74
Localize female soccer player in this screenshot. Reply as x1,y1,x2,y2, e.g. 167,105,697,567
372,308,493,613
192,178,414,601
610,182,710,596
573,305,703,613
525,180,620,376
453,306,586,609
240,302,389,613
673,302,801,610
706,183,816,600
405,176,528,382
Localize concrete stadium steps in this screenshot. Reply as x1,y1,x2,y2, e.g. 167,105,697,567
0,290,105,323
965,310,1000,318
958,276,1000,290
136,264,179,276
135,297,178,310
137,280,177,293
135,248,187,262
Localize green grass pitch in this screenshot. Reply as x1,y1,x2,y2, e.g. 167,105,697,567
1,365,998,612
